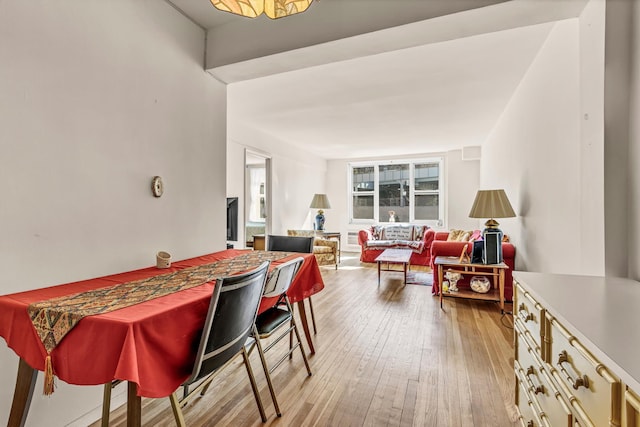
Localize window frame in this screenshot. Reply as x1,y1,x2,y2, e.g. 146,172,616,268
348,157,444,227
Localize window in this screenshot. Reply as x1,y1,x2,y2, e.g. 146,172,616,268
247,165,266,222
349,158,443,225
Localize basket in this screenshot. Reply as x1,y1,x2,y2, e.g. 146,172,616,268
156,251,172,269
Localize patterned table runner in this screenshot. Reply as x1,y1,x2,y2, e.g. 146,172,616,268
27,250,292,394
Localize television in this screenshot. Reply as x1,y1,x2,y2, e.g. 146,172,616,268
226,197,238,241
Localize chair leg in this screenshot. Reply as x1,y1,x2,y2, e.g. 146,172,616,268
308,296,317,334
288,318,294,360
169,392,187,427
286,299,312,377
242,347,268,423
252,326,282,417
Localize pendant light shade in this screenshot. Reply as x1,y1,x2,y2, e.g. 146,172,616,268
210,0,313,19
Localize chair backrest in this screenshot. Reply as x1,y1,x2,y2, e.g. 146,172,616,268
263,257,304,298
185,261,270,384
267,235,314,253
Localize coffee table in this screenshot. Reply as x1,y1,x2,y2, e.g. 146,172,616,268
375,248,412,285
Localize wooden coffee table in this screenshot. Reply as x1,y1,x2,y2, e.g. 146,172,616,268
375,248,412,285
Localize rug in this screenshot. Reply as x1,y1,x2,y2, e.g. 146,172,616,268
406,272,433,286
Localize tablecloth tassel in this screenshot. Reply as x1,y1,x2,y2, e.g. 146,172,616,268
44,354,55,395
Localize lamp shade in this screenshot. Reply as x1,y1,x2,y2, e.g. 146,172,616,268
210,0,313,19
469,189,515,228
309,193,331,210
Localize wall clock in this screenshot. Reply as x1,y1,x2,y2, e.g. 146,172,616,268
151,176,164,197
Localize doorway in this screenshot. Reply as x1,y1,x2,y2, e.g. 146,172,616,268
245,149,271,248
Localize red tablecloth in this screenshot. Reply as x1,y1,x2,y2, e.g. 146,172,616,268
0,249,323,398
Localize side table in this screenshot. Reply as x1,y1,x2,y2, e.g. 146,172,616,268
434,256,508,313
253,234,265,250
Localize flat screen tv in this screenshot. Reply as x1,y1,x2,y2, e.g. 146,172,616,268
226,197,238,241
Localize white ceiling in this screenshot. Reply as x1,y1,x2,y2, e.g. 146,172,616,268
168,0,588,160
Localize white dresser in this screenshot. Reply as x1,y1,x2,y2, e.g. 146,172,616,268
513,272,640,427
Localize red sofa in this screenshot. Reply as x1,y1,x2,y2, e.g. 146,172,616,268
358,224,435,266
430,230,516,301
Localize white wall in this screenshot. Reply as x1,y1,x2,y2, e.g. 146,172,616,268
226,122,328,244
446,150,482,230
481,11,605,275
326,150,480,251
0,1,226,425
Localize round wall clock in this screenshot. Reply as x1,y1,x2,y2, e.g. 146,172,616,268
151,176,164,197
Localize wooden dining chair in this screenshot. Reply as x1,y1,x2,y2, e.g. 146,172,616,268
266,235,318,334
101,261,271,426
248,256,312,416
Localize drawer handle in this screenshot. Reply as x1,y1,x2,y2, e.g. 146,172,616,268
557,350,590,390
525,366,545,395
518,304,534,322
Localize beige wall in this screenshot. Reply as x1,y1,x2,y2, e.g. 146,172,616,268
605,0,633,277
623,0,640,280
0,1,226,425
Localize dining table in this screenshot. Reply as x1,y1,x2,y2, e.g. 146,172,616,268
0,249,324,427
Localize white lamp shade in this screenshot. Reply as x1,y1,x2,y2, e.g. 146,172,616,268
309,193,331,210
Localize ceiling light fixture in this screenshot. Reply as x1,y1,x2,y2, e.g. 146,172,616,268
210,0,313,19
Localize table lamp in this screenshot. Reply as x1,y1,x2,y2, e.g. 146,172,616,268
468,189,516,263
309,193,331,231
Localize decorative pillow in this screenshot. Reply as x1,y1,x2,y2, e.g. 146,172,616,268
413,225,427,241
469,230,482,242
382,225,413,240
447,229,465,241
447,229,474,242
370,225,384,240
459,231,471,242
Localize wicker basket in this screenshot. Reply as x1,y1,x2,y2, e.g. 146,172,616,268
156,251,171,268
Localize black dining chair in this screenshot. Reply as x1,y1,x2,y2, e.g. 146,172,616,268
101,261,271,426
248,256,312,416
266,235,318,334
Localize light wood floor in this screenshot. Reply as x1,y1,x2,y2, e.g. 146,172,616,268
96,253,518,427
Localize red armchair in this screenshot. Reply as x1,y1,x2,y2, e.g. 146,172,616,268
430,231,516,301
358,225,435,266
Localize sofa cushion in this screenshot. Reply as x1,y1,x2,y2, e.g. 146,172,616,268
364,239,425,253
313,246,333,254
447,229,473,242
381,225,414,240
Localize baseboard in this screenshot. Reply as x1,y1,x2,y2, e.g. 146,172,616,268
65,386,127,427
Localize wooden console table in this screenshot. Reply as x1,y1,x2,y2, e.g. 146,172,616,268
434,256,508,313
253,234,265,250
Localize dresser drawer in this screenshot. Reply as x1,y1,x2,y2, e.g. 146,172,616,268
515,317,543,362
516,364,551,427
548,315,621,427
514,280,545,350
516,324,573,427
537,361,574,427
625,387,640,427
